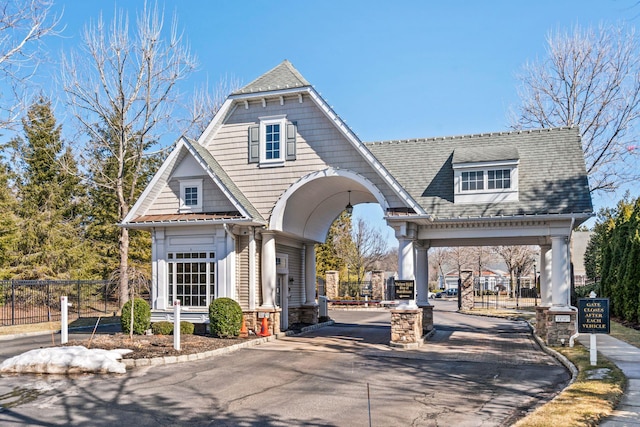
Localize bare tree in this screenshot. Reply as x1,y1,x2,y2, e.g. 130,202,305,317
447,246,475,287
185,75,240,140
512,24,640,193
493,246,537,298
429,247,450,288
0,0,60,129
62,2,197,305
469,246,493,292
344,217,388,283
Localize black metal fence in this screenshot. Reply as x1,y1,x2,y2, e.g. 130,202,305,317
337,281,373,299
473,291,539,310
0,280,121,326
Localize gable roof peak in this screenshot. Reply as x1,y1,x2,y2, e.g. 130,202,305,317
232,60,311,96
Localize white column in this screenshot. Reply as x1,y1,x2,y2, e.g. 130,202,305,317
397,237,416,308
397,237,415,281
415,246,430,306
304,243,317,305
152,228,165,310
550,235,570,310
261,231,277,309
248,227,257,310
540,245,552,307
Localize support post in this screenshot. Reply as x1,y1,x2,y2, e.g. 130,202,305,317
61,295,69,345
173,299,181,351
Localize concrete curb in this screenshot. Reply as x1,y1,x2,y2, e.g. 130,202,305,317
122,320,336,369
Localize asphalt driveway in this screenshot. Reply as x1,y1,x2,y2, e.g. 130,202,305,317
0,301,569,426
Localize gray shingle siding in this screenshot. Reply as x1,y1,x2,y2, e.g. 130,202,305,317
366,127,593,219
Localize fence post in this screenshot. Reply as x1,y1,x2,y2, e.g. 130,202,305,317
77,280,81,318
11,280,15,326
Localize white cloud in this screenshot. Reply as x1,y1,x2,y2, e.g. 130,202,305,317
0,346,132,374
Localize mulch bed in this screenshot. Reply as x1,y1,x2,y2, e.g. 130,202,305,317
65,333,260,359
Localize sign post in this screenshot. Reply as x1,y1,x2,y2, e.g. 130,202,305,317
173,299,181,351
578,292,610,366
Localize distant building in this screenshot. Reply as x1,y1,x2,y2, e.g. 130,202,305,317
571,231,592,287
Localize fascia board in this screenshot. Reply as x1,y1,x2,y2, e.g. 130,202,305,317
197,98,235,145
305,88,427,216
182,139,255,220
122,139,187,225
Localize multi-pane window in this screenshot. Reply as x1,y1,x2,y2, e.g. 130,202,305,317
179,179,202,212
461,171,484,191
488,169,511,189
265,123,281,160
167,252,215,307
184,186,198,206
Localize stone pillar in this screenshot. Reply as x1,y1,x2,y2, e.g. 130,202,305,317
390,308,423,349
551,235,570,310
535,306,549,338
325,271,339,300
260,231,276,309
421,304,434,333
371,270,384,301
545,309,576,346
304,243,317,305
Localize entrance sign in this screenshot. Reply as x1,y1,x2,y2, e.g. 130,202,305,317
578,298,610,334
394,280,415,300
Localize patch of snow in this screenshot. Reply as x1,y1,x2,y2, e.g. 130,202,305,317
0,346,132,374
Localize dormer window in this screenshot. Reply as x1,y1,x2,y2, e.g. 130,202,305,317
179,179,203,212
248,115,297,167
453,147,519,204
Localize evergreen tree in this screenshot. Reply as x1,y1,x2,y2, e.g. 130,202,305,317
0,164,20,278
315,212,350,281
8,97,91,279
84,120,160,282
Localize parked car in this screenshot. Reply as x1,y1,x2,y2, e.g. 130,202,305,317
445,288,458,297
428,291,435,299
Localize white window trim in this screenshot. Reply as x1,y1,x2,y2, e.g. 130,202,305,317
259,114,287,168
179,179,203,213
166,251,216,308
453,161,519,204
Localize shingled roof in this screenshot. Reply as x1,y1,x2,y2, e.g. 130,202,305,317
366,127,593,219
232,60,311,95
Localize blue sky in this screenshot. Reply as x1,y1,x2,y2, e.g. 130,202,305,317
26,0,640,246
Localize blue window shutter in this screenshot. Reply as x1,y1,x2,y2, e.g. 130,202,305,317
248,125,259,163
286,122,297,161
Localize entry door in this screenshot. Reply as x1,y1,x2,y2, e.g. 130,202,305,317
276,274,288,331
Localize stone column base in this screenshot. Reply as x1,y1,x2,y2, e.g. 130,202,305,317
418,304,434,333
288,304,319,325
390,308,423,349
245,308,281,336
545,309,576,346
535,306,549,339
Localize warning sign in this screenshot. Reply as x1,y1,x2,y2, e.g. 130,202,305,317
578,298,610,334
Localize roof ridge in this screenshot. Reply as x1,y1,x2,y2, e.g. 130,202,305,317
231,60,311,95
365,126,577,145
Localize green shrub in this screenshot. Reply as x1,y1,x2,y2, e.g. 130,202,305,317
120,298,151,335
180,321,195,335
151,320,194,335
209,297,242,338
152,321,173,335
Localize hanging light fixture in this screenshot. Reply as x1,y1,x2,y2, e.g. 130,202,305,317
345,190,353,214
